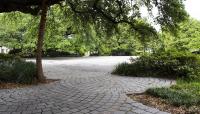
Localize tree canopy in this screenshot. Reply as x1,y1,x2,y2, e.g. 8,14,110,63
0,0,188,31
161,18,200,52
0,0,63,14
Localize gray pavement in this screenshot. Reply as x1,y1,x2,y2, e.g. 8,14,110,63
0,56,174,114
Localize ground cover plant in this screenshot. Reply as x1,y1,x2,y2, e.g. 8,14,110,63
142,81,200,113
0,54,37,84
147,81,200,107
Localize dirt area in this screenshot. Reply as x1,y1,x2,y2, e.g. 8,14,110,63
0,82,29,89
0,79,59,89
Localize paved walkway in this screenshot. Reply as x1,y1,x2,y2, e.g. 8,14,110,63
0,56,174,114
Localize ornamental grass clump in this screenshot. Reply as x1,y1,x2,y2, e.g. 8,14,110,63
0,54,37,84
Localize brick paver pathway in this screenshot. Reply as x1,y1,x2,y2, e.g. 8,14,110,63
0,57,174,114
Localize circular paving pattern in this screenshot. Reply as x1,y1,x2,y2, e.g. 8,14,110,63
0,57,174,114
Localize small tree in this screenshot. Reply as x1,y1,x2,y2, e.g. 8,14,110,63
36,0,49,82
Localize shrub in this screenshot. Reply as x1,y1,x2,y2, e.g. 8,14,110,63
111,49,132,56
112,51,200,80
0,54,37,84
0,53,21,62
8,49,22,55
0,62,15,81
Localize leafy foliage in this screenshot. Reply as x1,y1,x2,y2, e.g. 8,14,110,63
113,50,200,80
160,18,200,52
0,11,153,56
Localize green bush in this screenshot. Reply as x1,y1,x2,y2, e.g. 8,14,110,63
0,62,15,81
111,49,132,56
0,53,21,62
0,54,37,84
112,51,200,80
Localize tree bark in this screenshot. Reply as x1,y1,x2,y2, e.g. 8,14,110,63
36,0,48,82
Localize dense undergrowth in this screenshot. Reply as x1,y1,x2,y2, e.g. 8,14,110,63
0,54,37,84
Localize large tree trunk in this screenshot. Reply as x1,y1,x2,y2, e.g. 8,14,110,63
36,0,48,82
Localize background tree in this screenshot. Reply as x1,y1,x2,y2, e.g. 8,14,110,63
160,18,200,52
174,19,200,52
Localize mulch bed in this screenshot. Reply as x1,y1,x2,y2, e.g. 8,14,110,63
0,79,59,89
128,93,200,114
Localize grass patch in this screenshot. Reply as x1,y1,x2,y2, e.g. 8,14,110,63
128,93,200,114
146,81,200,107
